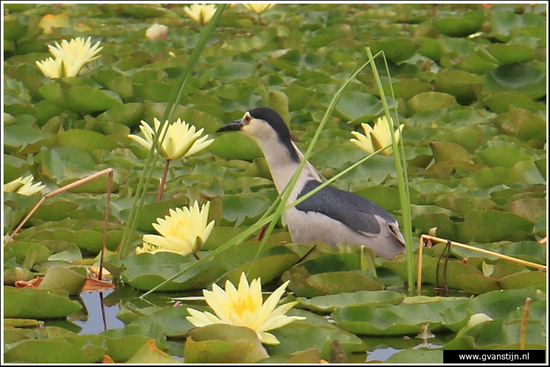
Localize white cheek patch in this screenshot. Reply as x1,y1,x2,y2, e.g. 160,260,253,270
242,119,277,140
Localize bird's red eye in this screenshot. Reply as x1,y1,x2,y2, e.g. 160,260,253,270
245,113,251,122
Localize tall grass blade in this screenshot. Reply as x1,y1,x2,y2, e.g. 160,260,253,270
118,5,227,258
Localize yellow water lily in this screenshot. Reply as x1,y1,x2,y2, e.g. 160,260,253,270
242,4,275,14
350,116,404,156
183,4,216,25
136,201,215,256
35,57,63,79
4,175,45,196
128,118,213,160
187,272,305,345
36,36,102,78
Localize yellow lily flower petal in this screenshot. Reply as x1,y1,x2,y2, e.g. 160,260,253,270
184,4,216,25
350,116,404,156
187,272,305,344
137,201,214,256
48,36,103,77
242,4,275,14
4,175,45,196
35,57,63,78
128,118,212,160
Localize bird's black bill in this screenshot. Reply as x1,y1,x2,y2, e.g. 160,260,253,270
216,119,243,133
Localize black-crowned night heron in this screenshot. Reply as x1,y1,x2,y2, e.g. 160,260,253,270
217,107,405,259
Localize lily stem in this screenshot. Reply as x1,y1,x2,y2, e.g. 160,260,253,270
157,159,171,202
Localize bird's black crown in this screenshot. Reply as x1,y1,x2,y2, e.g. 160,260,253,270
249,107,299,162
249,107,291,142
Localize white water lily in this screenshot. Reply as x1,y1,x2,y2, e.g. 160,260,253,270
4,175,45,196
183,4,216,25
242,4,275,14
136,201,215,256
36,36,102,78
350,116,404,156
145,23,168,40
187,272,305,345
128,118,213,160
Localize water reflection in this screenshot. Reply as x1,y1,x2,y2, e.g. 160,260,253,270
72,290,124,334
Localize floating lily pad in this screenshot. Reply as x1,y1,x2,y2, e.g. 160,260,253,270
295,290,405,313
407,92,457,114
368,38,419,63
482,64,546,100
492,108,546,142
432,10,484,37
113,252,226,291
283,253,382,298
483,91,546,114
208,133,262,161
457,210,534,243
332,298,466,336
215,242,301,286
38,265,87,295
267,315,365,359
184,324,269,363
435,70,482,105
4,286,82,319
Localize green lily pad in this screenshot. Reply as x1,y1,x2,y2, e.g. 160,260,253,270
215,242,301,286
283,253,382,298
491,10,546,42
435,70,482,105
455,273,501,294
482,64,546,100
267,314,365,360
4,240,52,266
3,338,105,363
481,43,534,65
432,10,484,37
444,318,545,350
4,286,82,319
99,324,169,362
184,324,269,363
493,108,546,142
127,339,180,364
457,210,535,243
296,290,405,313
219,194,270,226
209,133,262,161
96,103,145,129
332,298,466,336
17,218,125,253
3,125,54,154
38,265,87,296
498,271,547,290
483,91,545,114
430,141,472,163
128,304,195,338
386,349,443,363
475,145,533,169
407,92,457,114
114,252,226,291
57,129,120,154
91,69,134,99
368,38,419,63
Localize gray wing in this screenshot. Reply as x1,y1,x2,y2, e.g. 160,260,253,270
295,180,400,237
